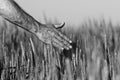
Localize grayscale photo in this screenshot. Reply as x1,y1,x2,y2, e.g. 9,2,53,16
0,0,120,80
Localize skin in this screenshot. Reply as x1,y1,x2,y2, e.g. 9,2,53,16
0,0,72,50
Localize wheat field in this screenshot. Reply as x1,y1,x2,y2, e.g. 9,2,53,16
0,17,120,80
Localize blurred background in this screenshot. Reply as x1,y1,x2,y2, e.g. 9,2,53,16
1,0,120,80
15,0,120,26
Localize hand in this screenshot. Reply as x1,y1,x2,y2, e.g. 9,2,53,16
35,23,72,50
0,0,72,50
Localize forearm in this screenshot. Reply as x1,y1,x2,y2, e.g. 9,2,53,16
0,0,40,33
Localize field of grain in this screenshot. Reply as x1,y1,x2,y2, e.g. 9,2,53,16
0,17,120,80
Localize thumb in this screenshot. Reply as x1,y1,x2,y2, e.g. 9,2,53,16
54,22,65,30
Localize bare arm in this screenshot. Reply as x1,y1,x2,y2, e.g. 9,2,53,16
0,0,72,50
0,0,39,33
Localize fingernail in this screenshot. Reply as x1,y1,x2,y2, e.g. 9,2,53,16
61,48,64,50
69,40,72,43
69,46,72,49
66,47,69,50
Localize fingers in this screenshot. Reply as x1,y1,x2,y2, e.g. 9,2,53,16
52,39,64,50
49,28,72,49
53,29,72,49
56,30,72,43
54,34,72,49
52,36,72,50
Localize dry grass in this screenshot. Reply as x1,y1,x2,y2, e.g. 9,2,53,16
0,17,120,80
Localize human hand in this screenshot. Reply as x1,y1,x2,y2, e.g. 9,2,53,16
35,22,72,50
0,0,72,50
